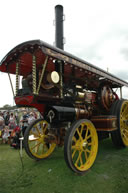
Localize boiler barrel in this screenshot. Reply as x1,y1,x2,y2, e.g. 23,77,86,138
44,105,89,123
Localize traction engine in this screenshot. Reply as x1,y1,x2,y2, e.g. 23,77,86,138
0,40,128,175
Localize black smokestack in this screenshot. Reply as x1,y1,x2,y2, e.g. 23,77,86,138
55,5,64,50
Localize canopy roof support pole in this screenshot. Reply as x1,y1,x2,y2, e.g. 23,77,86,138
120,87,122,99
8,73,15,97
36,55,48,94
32,55,37,95
15,62,19,96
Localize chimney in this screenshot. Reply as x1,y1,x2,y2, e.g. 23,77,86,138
55,5,64,50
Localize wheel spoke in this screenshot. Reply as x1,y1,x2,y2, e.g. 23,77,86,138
72,145,76,150
41,123,48,134
124,128,128,133
120,122,125,129
76,128,83,140
30,131,39,137
79,152,83,166
86,134,91,140
88,142,92,146
35,142,40,154
42,144,47,153
30,141,42,151
80,124,84,135
122,133,128,140
35,125,41,135
85,148,91,154
84,150,88,160
85,128,89,139
75,150,82,166
72,149,77,159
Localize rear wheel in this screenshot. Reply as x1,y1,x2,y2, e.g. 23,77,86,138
24,119,56,160
64,119,98,175
110,99,128,147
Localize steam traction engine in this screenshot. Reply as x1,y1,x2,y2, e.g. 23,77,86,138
0,40,128,174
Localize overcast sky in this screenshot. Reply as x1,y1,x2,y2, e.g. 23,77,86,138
0,0,128,107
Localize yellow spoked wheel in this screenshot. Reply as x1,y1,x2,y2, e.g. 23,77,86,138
64,119,98,175
24,119,56,160
111,99,128,147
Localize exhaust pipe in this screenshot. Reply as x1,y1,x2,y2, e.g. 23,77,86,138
55,5,64,50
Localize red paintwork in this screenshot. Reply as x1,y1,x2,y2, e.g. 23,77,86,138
15,95,45,115
15,95,34,105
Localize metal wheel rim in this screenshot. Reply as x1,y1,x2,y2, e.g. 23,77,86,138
120,101,128,146
27,120,56,159
71,121,98,171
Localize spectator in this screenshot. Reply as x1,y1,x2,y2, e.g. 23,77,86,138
2,126,10,144
0,112,5,137
8,113,16,130
28,112,35,125
5,112,10,126
20,112,29,136
3,111,7,120
10,126,21,149
14,110,19,125
33,111,37,119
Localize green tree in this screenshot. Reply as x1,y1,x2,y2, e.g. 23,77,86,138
2,104,12,109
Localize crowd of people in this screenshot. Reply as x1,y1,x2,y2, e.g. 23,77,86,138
0,110,39,148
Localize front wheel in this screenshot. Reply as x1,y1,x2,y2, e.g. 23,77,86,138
24,119,56,160
64,119,98,175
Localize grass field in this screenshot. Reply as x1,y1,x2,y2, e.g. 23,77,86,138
0,138,128,193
